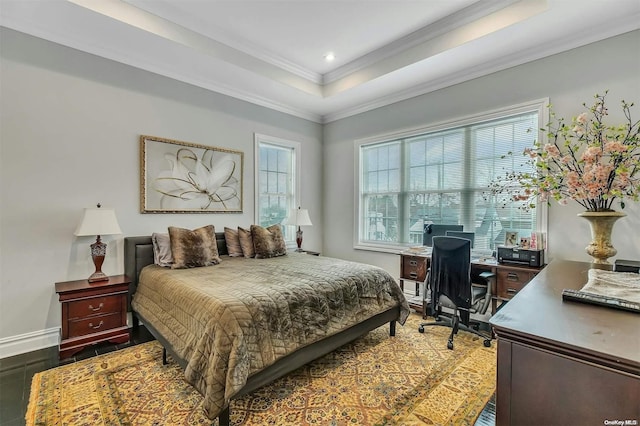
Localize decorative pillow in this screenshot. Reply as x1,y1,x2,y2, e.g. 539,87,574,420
168,225,221,269
151,232,173,267
237,226,255,258
251,224,287,259
224,227,243,257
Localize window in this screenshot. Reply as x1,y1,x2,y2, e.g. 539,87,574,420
356,100,548,252
255,134,300,243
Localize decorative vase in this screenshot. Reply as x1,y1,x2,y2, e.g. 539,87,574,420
577,211,626,265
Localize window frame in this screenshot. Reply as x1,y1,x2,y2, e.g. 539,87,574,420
354,99,549,253
254,133,301,245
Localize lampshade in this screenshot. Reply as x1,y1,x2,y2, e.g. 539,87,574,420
283,208,312,227
74,207,122,236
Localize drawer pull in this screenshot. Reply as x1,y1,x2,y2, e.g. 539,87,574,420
507,273,520,282
88,303,104,312
409,260,418,266
506,287,518,295
409,272,418,279
88,321,104,330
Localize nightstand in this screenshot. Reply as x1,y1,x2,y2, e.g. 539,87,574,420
55,274,130,359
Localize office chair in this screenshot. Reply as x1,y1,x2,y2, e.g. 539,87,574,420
418,236,494,350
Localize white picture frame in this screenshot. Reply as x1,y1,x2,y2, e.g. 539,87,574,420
505,231,519,247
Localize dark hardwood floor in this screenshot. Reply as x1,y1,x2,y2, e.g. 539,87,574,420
0,325,496,425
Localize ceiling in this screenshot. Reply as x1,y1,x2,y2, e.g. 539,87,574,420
1,0,639,123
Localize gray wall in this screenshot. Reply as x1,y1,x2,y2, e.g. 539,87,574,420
2,27,639,357
0,28,323,356
323,30,640,276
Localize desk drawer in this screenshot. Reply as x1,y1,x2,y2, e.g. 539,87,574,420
401,255,427,281
497,269,536,299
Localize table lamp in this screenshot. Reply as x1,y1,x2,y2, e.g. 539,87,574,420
74,204,122,282
284,207,312,251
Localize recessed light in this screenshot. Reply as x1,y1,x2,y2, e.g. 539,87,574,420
324,52,335,62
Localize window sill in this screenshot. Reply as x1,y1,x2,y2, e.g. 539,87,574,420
353,243,408,255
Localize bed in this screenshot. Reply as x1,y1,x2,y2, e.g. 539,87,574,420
124,233,410,425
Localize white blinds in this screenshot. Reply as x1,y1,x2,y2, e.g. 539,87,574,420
360,111,539,250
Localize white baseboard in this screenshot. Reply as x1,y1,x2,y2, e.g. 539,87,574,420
0,327,60,359
0,314,136,359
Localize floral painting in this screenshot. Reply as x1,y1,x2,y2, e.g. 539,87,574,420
140,135,243,213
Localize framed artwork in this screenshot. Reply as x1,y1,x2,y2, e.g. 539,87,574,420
140,135,243,213
505,231,519,247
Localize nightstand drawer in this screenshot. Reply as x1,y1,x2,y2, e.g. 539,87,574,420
401,255,427,281
68,295,123,319
497,269,536,299
68,313,124,338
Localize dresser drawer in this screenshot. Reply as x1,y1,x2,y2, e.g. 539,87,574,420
68,295,123,319
68,312,124,338
401,255,427,281
497,268,537,299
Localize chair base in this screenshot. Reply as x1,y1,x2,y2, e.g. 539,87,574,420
418,314,492,350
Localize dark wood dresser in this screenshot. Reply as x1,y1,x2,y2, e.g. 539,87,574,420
55,275,130,359
490,260,640,425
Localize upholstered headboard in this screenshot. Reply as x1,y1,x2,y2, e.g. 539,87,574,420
124,233,228,309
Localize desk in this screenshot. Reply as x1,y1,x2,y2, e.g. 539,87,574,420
399,252,542,316
490,260,640,425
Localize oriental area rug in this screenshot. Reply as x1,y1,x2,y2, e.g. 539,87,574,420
26,314,496,425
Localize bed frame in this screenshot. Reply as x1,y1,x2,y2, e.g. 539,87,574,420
124,235,401,426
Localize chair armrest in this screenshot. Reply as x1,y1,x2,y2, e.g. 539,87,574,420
474,270,495,303
479,271,495,280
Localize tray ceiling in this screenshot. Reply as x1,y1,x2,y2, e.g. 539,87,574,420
1,0,639,122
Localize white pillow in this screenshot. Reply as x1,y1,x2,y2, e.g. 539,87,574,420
152,232,173,267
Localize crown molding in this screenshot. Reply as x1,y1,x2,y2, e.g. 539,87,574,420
67,0,323,96
323,0,519,85
0,18,324,123
2,0,638,125
123,0,323,85
322,22,640,123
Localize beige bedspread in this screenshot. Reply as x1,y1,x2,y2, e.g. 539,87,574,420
132,252,410,419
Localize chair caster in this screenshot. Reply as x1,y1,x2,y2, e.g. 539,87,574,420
447,340,453,350
418,325,425,333
483,339,492,348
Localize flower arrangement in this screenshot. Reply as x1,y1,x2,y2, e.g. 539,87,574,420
491,91,640,212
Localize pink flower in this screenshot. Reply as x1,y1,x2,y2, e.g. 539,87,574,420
581,146,601,163
543,143,561,157
604,141,628,153
576,112,588,124
491,91,639,212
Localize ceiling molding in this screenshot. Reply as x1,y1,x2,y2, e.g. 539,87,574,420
323,15,640,123
0,3,324,123
1,0,638,124
123,0,324,85
323,0,519,85
321,0,548,98
68,0,323,96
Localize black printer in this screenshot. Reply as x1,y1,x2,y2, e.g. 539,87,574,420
497,246,544,267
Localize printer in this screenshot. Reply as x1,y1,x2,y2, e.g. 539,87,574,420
497,246,544,267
